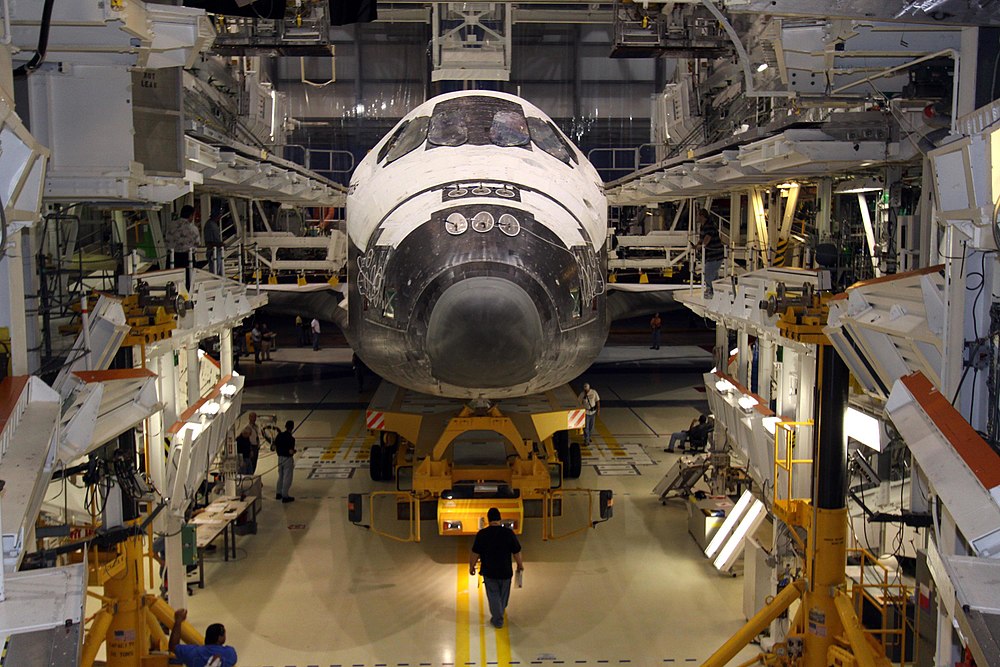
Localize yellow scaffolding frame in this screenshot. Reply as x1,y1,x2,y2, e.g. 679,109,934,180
846,547,914,667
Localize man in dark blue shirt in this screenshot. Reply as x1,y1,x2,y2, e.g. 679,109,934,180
168,608,237,667
470,507,524,629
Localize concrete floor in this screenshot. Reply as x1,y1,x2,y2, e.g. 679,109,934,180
176,337,760,667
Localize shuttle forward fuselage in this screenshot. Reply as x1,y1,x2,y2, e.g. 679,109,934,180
345,91,608,399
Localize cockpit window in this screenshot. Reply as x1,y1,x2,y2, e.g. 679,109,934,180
427,96,531,149
490,110,530,147
385,116,430,164
378,121,407,163
428,109,468,147
527,118,575,164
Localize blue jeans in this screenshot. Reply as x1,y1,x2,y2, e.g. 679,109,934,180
667,430,687,451
704,259,723,295
312,330,320,350
483,576,512,627
277,456,294,497
583,411,596,443
651,329,661,349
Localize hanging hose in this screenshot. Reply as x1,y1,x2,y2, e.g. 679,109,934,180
0,191,7,261
13,0,56,77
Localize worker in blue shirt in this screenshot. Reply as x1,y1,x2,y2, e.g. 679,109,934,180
169,608,238,667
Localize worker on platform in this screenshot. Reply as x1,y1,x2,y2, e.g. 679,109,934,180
649,312,662,350
203,208,224,275
695,208,724,298
274,419,297,503
166,205,200,269
578,382,600,446
168,608,237,667
470,507,524,629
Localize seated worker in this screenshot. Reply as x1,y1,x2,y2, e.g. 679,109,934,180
686,416,714,452
664,414,711,453
168,608,237,667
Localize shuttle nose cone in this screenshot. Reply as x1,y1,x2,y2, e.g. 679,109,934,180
426,277,543,388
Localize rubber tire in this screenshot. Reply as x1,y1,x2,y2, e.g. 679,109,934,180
381,444,396,481
553,430,569,462
567,442,582,479
369,443,383,481
555,441,568,466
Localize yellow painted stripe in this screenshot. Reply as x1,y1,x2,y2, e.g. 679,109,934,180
595,419,626,456
496,615,511,664
456,545,471,665
320,408,361,460
478,580,488,666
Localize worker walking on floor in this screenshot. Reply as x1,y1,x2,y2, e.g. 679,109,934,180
578,382,600,445
470,507,524,629
311,317,321,350
650,312,662,350
274,419,297,503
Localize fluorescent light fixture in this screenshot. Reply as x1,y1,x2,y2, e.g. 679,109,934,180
232,370,240,378
270,89,278,140
729,347,739,356
710,366,717,373
776,182,798,190
738,395,759,412
845,407,882,451
714,497,766,571
715,379,736,393
705,490,755,558
762,416,780,435
756,63,769,72
835,177,884,194
220,383,238,397
197,349,206,358
199,401,221,416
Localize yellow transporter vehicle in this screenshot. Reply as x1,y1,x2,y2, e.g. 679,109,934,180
348,382,614,541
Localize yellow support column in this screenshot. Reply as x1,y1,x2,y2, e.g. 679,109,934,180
81,609,115,667
701,580,805,667
799,507,848,667
103,535,148,667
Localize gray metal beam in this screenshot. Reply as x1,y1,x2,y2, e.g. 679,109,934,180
723,0,1000,25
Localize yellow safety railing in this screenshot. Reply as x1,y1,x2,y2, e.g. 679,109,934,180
366,491,422,543
771,420,814,533
846,547,914,667
541,488,606,541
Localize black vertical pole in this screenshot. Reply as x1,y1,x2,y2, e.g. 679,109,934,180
816,345,849,509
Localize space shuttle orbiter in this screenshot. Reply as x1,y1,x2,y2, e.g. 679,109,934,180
341,90,610,399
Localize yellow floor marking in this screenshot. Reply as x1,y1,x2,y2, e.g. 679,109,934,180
496,607,511,664
456,545,471,665
320,409,361,460
478,582,488,666
596,419,627,457
457,549,512,666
